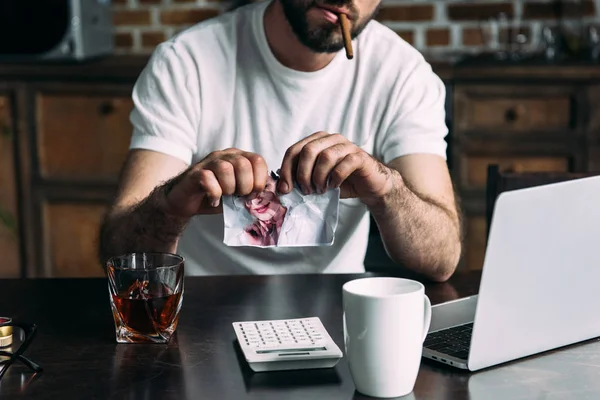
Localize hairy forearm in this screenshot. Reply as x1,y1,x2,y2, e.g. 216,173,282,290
368,171,462,282
98,185,189,267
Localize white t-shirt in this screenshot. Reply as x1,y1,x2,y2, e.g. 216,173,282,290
128,0,448,275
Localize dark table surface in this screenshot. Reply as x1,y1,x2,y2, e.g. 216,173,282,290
0,270,599,400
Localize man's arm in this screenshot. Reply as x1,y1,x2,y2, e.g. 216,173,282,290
277,132,461,282
98,148,269,266
98,149,190,265
368,153,462,282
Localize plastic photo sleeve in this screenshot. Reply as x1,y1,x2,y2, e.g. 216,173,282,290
222,171,340,247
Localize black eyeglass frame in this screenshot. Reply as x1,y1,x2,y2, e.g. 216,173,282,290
0,322,43,380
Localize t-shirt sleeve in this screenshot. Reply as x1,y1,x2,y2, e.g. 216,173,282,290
377,59,448,164
128,42,200,165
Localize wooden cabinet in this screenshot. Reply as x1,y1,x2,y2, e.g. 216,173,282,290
30,87,134,277
0,57,599,277
451,69,600,271
0,95,20,278
36,91,133,180
0,57,141,278
32,85,133,277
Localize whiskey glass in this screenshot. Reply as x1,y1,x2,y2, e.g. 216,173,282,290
107,253,184,344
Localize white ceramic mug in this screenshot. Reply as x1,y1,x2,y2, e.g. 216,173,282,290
342,277,432,398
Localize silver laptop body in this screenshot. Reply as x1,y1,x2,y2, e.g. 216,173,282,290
422,175,600,371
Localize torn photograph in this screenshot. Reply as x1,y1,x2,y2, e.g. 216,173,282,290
222,171,340,247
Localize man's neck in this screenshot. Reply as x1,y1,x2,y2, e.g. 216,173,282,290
263,0,337,72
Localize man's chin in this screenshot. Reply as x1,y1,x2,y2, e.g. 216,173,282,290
306,41,345,54
299,32,345,53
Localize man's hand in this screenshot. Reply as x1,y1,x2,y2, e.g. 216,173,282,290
277,131,392,205
277,131,461,282
163,148,268,218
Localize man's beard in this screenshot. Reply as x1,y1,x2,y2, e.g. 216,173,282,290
279,0,380,53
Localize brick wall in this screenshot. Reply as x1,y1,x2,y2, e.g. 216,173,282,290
112,0,600,55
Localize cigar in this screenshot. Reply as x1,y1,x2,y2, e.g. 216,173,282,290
339,14,353,60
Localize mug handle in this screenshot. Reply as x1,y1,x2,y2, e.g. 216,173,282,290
422,295,432,342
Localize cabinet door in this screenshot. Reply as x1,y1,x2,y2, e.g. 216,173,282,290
33,85,135,277
0,95,20,277
36,92,133,181
43,202,107,277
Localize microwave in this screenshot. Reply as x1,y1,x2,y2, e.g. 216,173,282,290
0,0,113,61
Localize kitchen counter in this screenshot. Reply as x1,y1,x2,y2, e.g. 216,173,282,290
0,54,597,84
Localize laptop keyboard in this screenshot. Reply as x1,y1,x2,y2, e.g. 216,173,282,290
423,322,473,360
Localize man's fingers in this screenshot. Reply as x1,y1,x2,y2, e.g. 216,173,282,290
328,152,365,189
244,152,269,193
228,155,254,196
206,159,236,196
278,131,330,194
194,169,222,207
278,146,300,194
296,134,347,194
312,143,354,193
201,147,242,164
204,152,268,197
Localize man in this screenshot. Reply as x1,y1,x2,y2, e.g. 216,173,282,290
98,0,462,281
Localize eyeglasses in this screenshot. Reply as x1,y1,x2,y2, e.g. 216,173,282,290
0,321,43,380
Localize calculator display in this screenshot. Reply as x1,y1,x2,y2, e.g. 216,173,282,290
256,347,327,354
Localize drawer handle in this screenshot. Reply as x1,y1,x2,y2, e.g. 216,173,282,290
0,124,10,139
98,101,115,116
504,107,518,122
507,163,524,173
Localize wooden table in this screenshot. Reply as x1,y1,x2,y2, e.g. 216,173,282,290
0,271,599,399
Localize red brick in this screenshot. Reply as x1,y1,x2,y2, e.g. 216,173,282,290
394,30,414,45
376,5,434,22
160,9,220,25
523,0,596,19
113,10,152,26
462,27,483,46
141,31,167,47
114,32,134,49
447,3,514,21
426,28,450,46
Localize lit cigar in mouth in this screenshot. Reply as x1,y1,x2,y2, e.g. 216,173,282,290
338,14,353,59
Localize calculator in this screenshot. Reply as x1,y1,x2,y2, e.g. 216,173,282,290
232,317,343,372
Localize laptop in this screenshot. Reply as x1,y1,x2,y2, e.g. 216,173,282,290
422,175,600,371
